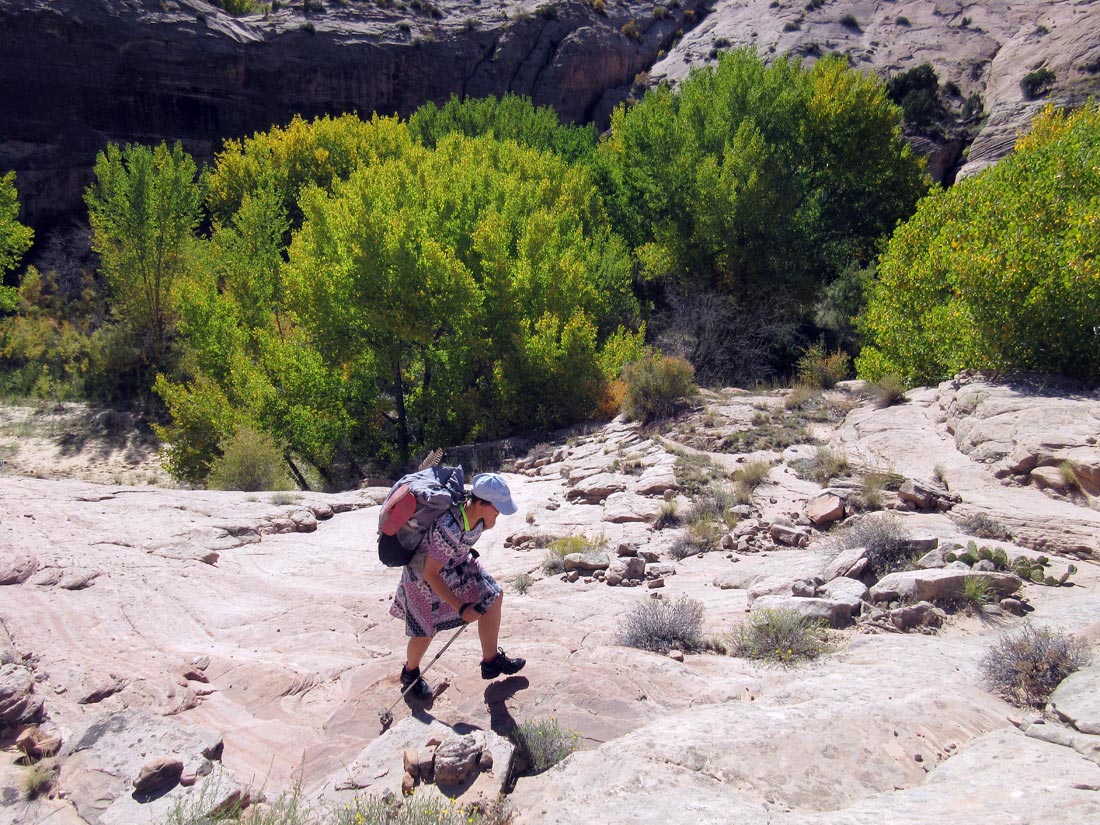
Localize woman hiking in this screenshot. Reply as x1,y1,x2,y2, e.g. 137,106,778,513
389,472,525,698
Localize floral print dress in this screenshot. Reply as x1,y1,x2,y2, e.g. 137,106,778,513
389,510,502,638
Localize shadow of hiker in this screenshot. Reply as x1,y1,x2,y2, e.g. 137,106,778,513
483,675,529,737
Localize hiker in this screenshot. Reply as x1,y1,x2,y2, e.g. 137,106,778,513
389,472,526,698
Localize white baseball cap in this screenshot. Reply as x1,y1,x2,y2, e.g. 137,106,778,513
470,473,517,515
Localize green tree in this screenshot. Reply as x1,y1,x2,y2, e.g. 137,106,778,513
0,172,34,314
596,49,928,382
857,103,1100,386
408,94,598,164
84,142,203,400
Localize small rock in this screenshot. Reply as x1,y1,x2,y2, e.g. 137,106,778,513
133,758,184,794
647,578,665,589
15,726,61,759
401,771,416,795
1000,598,1028,616
668,649,684,662
403,748,419,778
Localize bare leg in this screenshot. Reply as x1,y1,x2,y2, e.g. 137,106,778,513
405,636,432,671
477,594,503,661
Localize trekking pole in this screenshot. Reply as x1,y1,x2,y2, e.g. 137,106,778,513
378,621,469,731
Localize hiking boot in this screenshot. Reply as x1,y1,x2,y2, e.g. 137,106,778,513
399,665,433,700
480,648,526,680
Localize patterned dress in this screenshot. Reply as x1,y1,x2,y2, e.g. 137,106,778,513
389,510,502,638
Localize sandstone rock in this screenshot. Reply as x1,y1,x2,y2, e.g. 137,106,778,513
668,650,684,662
999,598,1029,616
563,552,609,572
870,569,1022,604
638,550,660,564
1031,465,1070,491
403,748,419,778
889,601,946,632
750,594,854,629
433,734,482,786
616,544,638,557
566,473,630,504
898,479,934,509
609,557,646,581
401,771,416,794
647,578,665,589
0,553,39,585
746,575,796,605
15,725,61,759
805,493,845,526
60,568,100,590
818,577,869,612
916,549,947,569
822,546,869,581
133,757,184,794
290,510,318,532
0,663,44,725
635,464,678,496
603,492,661,523
646,563,676,577
1051,667,1100,735
768,523,810,547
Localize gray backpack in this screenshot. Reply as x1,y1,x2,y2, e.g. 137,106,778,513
377,465,466,566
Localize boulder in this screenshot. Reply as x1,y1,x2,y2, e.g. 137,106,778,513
133,757,184,794
870,569,1022,604
15,725,62,759
750,595,854,629
746,575,797,606
1051,667,1100,735
768,523,810,547
805,493,845,526
818,577,869,612
563,552,610,572
822,546,869,581
603,492,661,523
566,473,630,504
635,464,678,496
889,601,946,632
0,663,44,726
432,733,482,786
0,553,39,585
609,557,646,581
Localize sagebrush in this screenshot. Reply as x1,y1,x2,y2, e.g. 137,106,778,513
730,608,831,664
511,717,580,774
979,624,1091,708
616,596,705,653
829,513,912,575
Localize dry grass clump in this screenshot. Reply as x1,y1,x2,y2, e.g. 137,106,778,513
729,608,831,665
955,511,1013,542
652,497,681,529
673,451,726,496
669,515,724,559
796,341,850,389
979,624,1092,708
510,717,580,775
789,446,850,485
20,761,57,801
869,374,907,407
829,513,913,575
616,595,705,653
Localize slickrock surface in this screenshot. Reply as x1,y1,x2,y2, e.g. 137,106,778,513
2,373,1099,823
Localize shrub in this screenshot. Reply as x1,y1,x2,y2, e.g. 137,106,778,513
212,0,256,13
871,374,908,407
731,459,772,488
20,761,56,801
669,515,723,559
673,451,724,496
789,446,850,484
955,512,1013,542
206,426,294,492
960,574,993,610
621,18,641,40
1021,69,1056,99
616,595,705,653
621,353,696,423
653,497,681,529
840,13,859,29
796,341,850,388
514,572,533,594
830,513,913,575
511,718,580,774
730,608,831,664
979,625,1092,708
784,383,820,411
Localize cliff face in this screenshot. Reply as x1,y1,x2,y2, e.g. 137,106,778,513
1,0,681,226
3,0,1099,231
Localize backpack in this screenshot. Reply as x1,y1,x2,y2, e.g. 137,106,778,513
377,464,466,567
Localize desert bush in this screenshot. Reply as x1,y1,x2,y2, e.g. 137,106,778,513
1021,69,1056,99
857,103,1100,386
731,459,772,489
955,511,1013,542
869,374,907,407
653,497,681,529
511,717,580,774
796,341,844,389
514,572,533,594
541,534,599,574
616,595,705,653
621,353,696,423
783,383,820,411
20,761,56,801
669,515,723,559
854,468,902,511
886,63,948,132
212,0,256,13
830,513,912,575
730,608,830,664
687,482,737,524
206,426,294,492
672,451,724,496
979,624,1091,708
789,446,850,484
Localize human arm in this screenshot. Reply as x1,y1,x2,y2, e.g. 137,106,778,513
422,555,482,623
